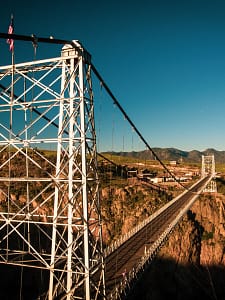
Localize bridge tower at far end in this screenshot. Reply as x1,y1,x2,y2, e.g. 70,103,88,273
201,155,217,193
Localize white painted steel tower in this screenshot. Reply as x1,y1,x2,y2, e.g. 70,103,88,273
0,41,105,299
201,155,217,193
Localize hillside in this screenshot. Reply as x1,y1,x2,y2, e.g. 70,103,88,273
0,146,224,299
104,147,225,163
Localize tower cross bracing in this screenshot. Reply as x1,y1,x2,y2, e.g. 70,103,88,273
201,155,217,193
0,41,105,299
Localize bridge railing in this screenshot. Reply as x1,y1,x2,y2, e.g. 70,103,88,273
107,175,213,299
104,177,206,258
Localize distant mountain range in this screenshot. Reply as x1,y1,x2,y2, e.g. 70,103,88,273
104,148,225,163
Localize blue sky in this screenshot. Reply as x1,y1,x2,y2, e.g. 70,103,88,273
1,0,225,151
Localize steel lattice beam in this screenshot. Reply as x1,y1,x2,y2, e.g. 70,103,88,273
0,41,105,299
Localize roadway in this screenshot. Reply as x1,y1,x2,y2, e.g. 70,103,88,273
105,175,211,296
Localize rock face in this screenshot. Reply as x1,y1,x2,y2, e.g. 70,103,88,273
100,181,173,245
128,192,225,300
160,193,225,266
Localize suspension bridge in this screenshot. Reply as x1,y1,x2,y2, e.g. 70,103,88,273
0,33,218,300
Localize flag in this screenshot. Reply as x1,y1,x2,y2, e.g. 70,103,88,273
7,15,14,52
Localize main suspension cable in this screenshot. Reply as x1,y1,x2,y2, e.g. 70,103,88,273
91,63,187,190
0,31,188,189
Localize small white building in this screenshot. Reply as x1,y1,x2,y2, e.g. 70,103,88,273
150,177,164,184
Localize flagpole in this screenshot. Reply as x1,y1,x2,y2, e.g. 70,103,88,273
7,13,14,131
11,41,15,99
9,13,14,141
10,45,14,129
7,14,14,261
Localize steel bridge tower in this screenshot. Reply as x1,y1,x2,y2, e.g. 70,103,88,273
0,42,105,299
201,155,217,193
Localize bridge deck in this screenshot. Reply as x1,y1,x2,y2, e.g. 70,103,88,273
105,175,212,298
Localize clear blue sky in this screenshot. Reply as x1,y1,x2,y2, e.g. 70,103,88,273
1,0,225,151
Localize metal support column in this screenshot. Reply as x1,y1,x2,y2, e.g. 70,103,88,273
0,40,105,300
